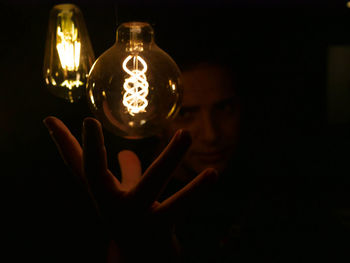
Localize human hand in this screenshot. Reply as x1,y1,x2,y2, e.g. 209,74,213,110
43,116,218,263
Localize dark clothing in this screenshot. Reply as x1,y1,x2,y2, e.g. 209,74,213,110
163,157,350,263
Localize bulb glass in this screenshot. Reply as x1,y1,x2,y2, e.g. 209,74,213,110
87,22,182,138
43,4,95,102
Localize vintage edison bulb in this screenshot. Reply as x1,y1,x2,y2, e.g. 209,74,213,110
87,22,182,138
43,4,95,102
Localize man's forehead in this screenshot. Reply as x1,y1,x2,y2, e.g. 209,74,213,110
181,64,236,106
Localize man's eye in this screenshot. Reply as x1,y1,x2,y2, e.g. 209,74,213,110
176,107,196,121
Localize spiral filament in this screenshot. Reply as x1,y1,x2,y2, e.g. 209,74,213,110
122,55,149,115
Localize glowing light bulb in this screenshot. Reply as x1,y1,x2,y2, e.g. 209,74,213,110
43,4,95,102
87,22,183,138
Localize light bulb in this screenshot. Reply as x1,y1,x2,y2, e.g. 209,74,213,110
87,22,183,138
43,4,95,103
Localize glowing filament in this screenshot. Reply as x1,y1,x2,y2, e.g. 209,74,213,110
122,55,149,115
61,79,84,90
56,11,81,71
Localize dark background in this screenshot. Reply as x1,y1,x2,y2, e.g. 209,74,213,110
2,0,350,261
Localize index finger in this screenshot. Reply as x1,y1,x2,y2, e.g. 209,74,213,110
43,116,83,178
129,129,191,211
83,118,122,196
155,168,219,221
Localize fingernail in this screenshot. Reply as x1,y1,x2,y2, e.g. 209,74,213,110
206,168,219,180
43,117,54,134
43,117,50,128
83,118,95,131
43,118,59,148
83,118,103,147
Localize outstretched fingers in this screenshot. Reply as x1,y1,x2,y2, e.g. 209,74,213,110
82,118,121,196
155,168,219,221
130,129,192,211
43,116,83,178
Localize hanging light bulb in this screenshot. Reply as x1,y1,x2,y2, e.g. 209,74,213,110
43,4,95,103
87,22,183,138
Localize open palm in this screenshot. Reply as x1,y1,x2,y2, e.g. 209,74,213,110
44,116,218,263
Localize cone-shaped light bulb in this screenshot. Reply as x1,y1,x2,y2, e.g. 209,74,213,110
43,4,95,102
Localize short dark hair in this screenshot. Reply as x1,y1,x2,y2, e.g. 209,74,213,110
174,50,243,98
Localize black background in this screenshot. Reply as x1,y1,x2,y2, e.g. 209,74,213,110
2,0,350,261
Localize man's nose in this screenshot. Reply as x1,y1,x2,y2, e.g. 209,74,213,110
200,112,218,144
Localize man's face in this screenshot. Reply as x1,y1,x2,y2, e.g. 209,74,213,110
167,63,240,175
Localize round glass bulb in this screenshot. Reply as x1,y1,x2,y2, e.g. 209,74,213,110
87,22,183,139
43,4,95,103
